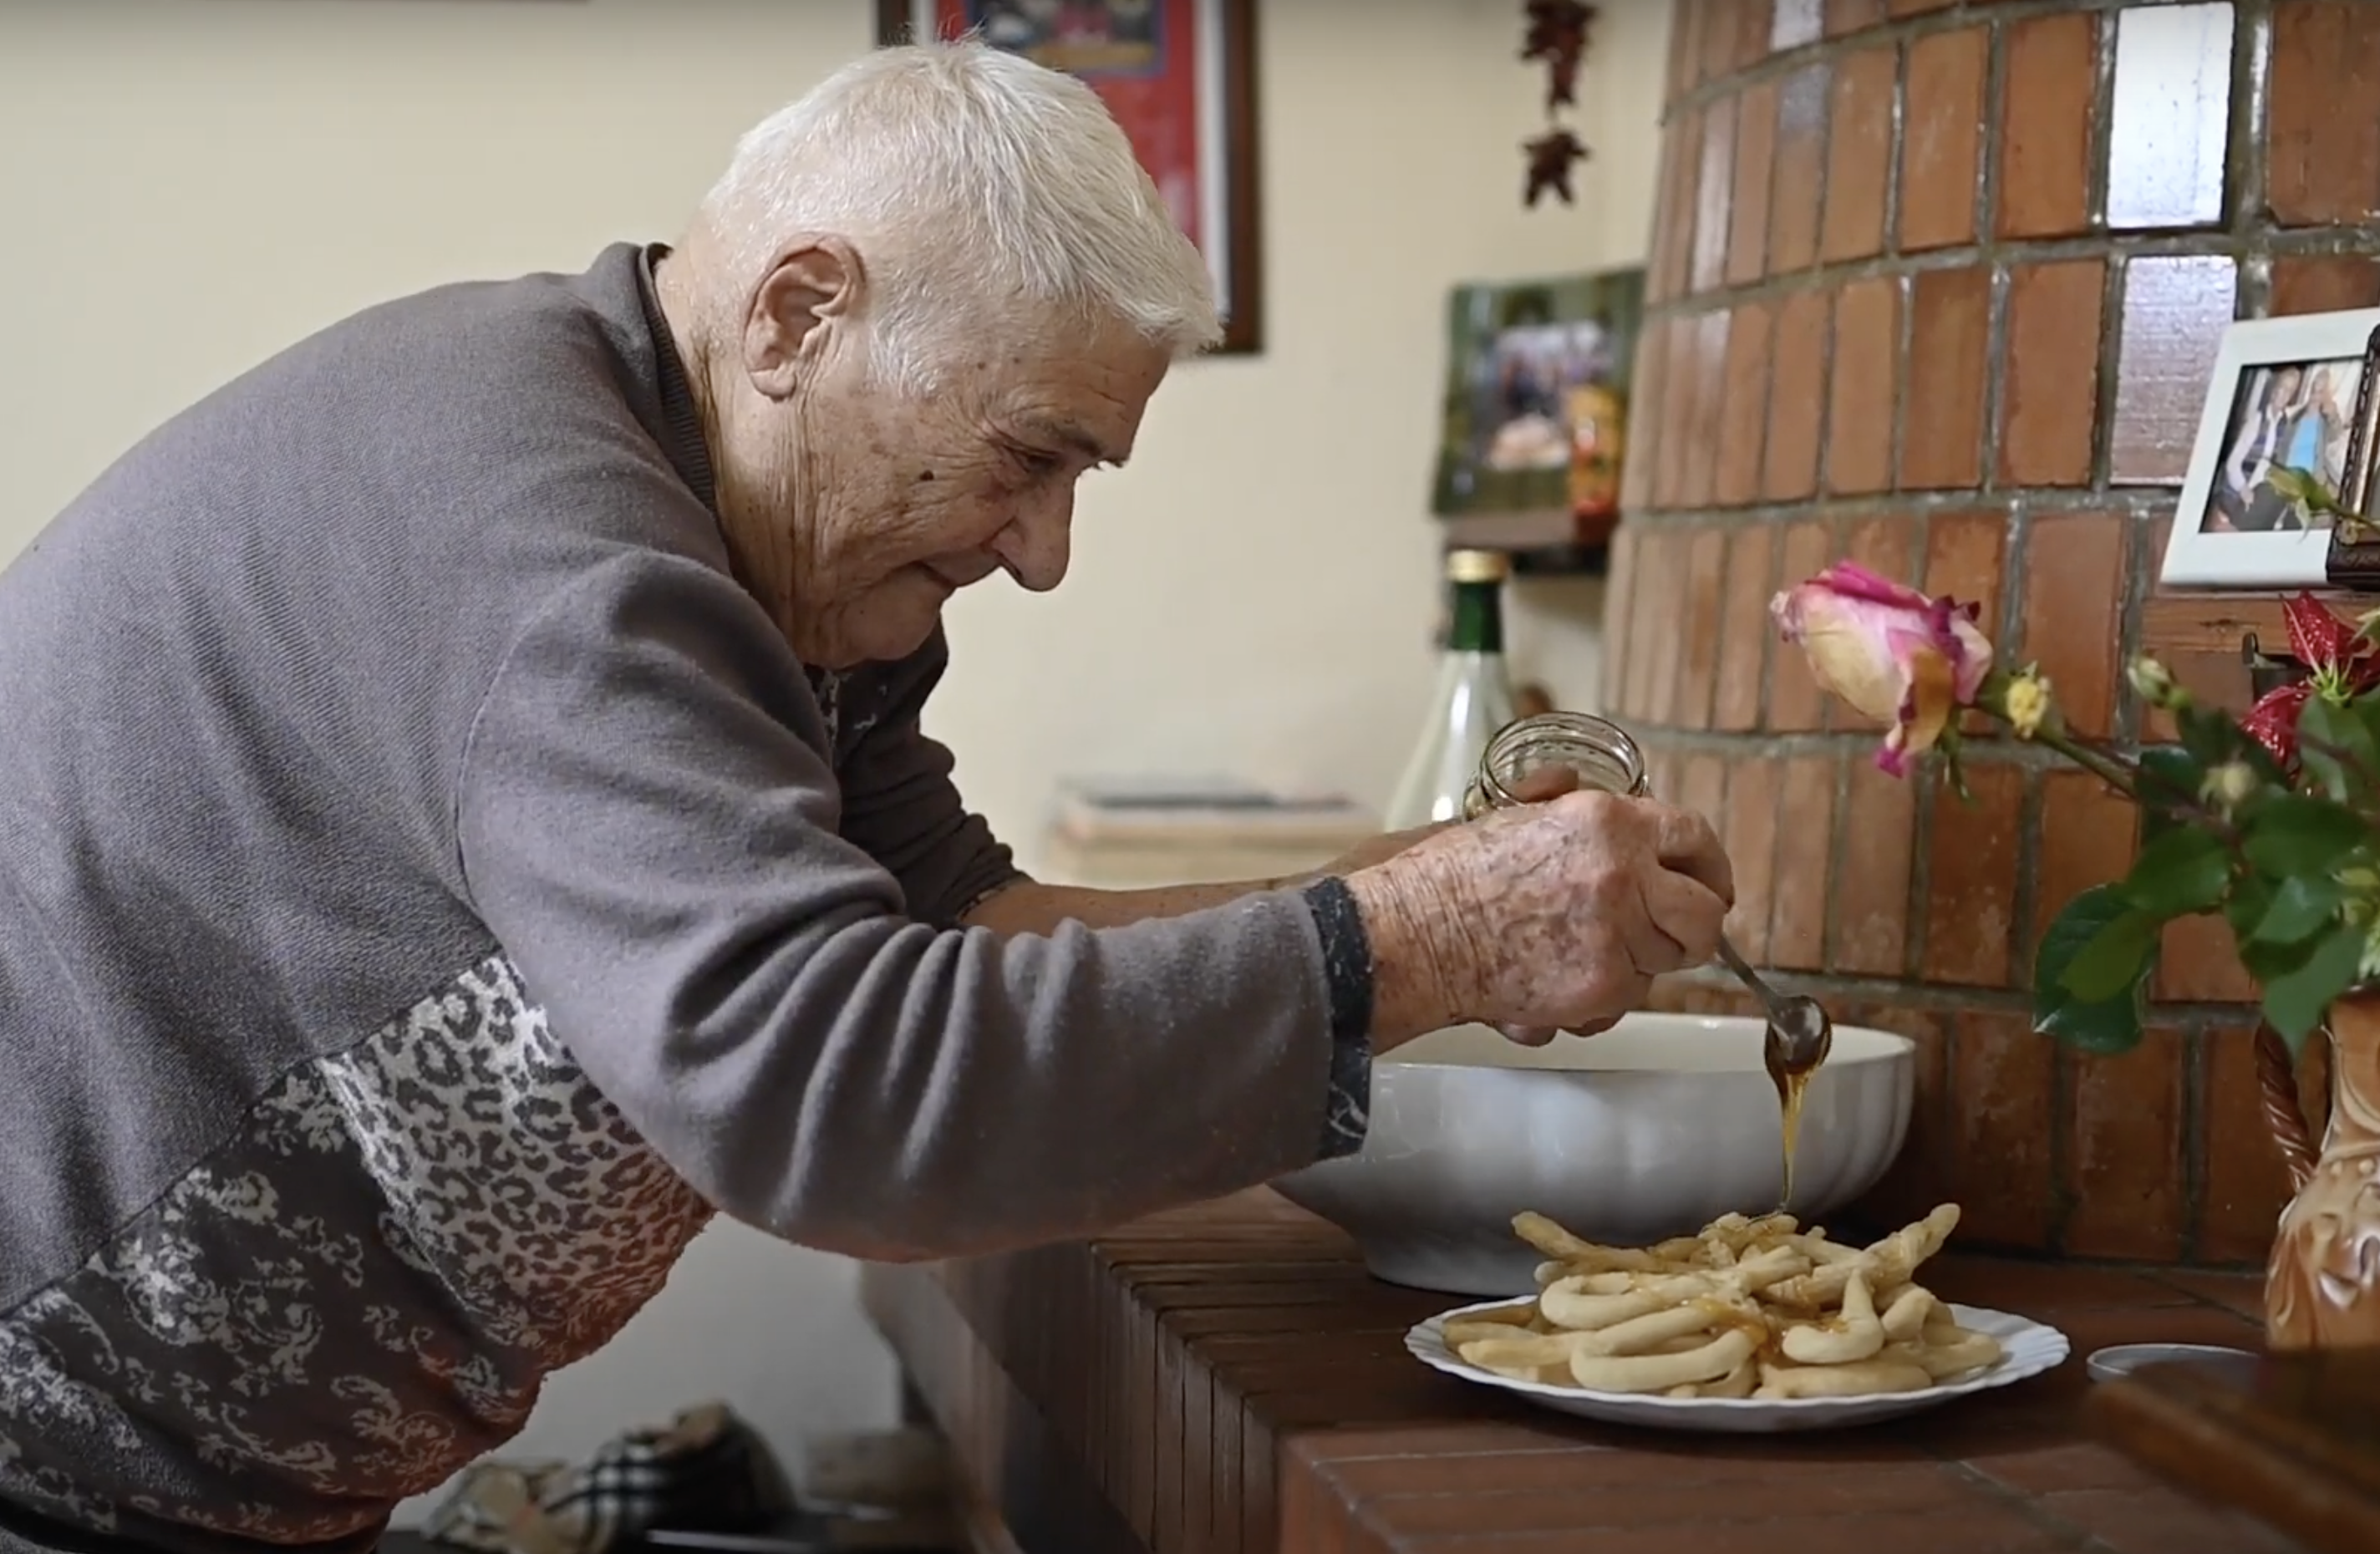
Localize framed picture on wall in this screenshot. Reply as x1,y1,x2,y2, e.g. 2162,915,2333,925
1428,267,1645,568
2162,308,2380,589
875,0,1263,356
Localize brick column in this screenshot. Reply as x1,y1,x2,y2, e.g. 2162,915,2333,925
1607,0,2380,1267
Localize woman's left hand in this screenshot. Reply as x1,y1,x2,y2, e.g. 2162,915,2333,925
1319,766,1601,1046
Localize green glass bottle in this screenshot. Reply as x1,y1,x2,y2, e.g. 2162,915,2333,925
1385,549,1518,830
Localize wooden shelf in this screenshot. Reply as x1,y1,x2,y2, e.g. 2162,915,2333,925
1435,507,1612,574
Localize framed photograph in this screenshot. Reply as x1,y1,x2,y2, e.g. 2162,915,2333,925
1428,267,1645,565
2323,325,2380,587
2161,307,2380,588
876,0,1263,356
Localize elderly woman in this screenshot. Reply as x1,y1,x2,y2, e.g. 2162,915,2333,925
0,40,1731,1554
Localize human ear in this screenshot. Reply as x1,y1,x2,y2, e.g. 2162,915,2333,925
742,236,866,399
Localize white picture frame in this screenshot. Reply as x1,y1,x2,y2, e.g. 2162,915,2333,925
2160,307,2380,589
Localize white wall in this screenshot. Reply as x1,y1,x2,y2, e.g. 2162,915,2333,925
0,0,1668,1518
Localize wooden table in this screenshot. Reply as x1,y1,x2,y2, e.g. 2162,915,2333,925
2091,1348,2380,1554
861,1190,2316,1553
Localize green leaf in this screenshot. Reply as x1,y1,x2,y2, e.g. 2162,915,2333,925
2133,745,2205,842
2036,984,2149,1055
2062,912,2162,1003
2118,827,2232,917
2260,919,2368,1045
2240,795,2374,876
2176,698,2255,773
2033,886,2154,1054
2298,697,2377,805
2240,927,2327,986
2351,693,2380,782
2250,873,2344,946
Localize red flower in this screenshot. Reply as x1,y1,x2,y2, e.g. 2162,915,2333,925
2241,593,2380,767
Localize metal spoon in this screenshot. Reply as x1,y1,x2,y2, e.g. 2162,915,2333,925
1714,934,1833,1075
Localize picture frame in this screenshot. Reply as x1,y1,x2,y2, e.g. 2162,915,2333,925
2160,307,2380,589
875,0,1263,357
1427,267,1645,570
2323,325,2380,587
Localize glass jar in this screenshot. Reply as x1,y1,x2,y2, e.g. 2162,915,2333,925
1461,711,1649,820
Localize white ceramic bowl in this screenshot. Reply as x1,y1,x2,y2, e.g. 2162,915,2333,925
1273,1013,1916,1296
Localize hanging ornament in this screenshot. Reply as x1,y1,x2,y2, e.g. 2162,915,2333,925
1518,1,1595,208
1523,126,1591,207
1521,0,1595,112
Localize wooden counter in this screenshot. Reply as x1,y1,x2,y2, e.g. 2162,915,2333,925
861,1190,2314,1553
2090,1346,2380,1554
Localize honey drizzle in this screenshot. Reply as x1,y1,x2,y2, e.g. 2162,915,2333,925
1765,1038,1819,1211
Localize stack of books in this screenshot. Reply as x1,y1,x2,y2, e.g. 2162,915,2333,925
1040,777,1381,889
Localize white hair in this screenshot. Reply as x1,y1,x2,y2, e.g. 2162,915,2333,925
694,39,1221,392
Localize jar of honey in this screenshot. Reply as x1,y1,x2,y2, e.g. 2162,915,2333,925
1462,711,1648,819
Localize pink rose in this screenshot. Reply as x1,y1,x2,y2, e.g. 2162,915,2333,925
1770,563,1994,776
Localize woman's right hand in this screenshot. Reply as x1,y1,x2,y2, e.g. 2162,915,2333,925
1343,789,1733,1049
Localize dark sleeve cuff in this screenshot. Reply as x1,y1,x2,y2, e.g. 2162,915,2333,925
1299,876,1375,1161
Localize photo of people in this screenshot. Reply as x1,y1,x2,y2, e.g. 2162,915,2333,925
1431,268,1644,549
966,0,1159,75
2204,356,2359,534
1476,319,1620,474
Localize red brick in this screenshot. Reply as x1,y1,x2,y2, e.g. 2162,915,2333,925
1902,265,1991,490
2000,261,2105,488
1655,314,1703,510
1600,526,1640,712
1679,310,1733,510
1764,288,1829,500
2020,512,2128,739
2036,773,2137,962
1768,65,1829,273
1711,525,1777,733
1831,755,1916,976
1622,318,1672,515
1826,276,1901,495
1767,755,1838,970
1654,108,1705,305
2270,256,2380,316
1951,1011,2060,1250
2267,0,2380,226
1691,94,1738,296
1668,0,1709,100
1825,0,1885,38
1899,27,1987,251
1644,531,1696,725
1922,763,2024,987
1820,45,1898,263
1727,81,1779,288
1715,302,1775,507
2197,1023,2301,1266
1722,754,1782,962
2153,911,2259,1005
1767,519,1838,731
1996,13,2098,240
1673,527,1729,730
1924,510,2011,739
2064,1028,2189,1261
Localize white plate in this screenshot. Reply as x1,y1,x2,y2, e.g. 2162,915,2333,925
1406,1298,2071,1434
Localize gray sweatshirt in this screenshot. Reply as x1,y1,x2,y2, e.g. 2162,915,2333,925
0,244,1370,1553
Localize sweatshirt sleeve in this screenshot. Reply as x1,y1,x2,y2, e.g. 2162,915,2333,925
452,550,1350,1261
826,629,1024,929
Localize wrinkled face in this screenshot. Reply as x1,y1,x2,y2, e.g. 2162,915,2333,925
712,239,1172,668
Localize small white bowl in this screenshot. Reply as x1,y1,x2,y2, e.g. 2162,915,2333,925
1273,1013,1916,1296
